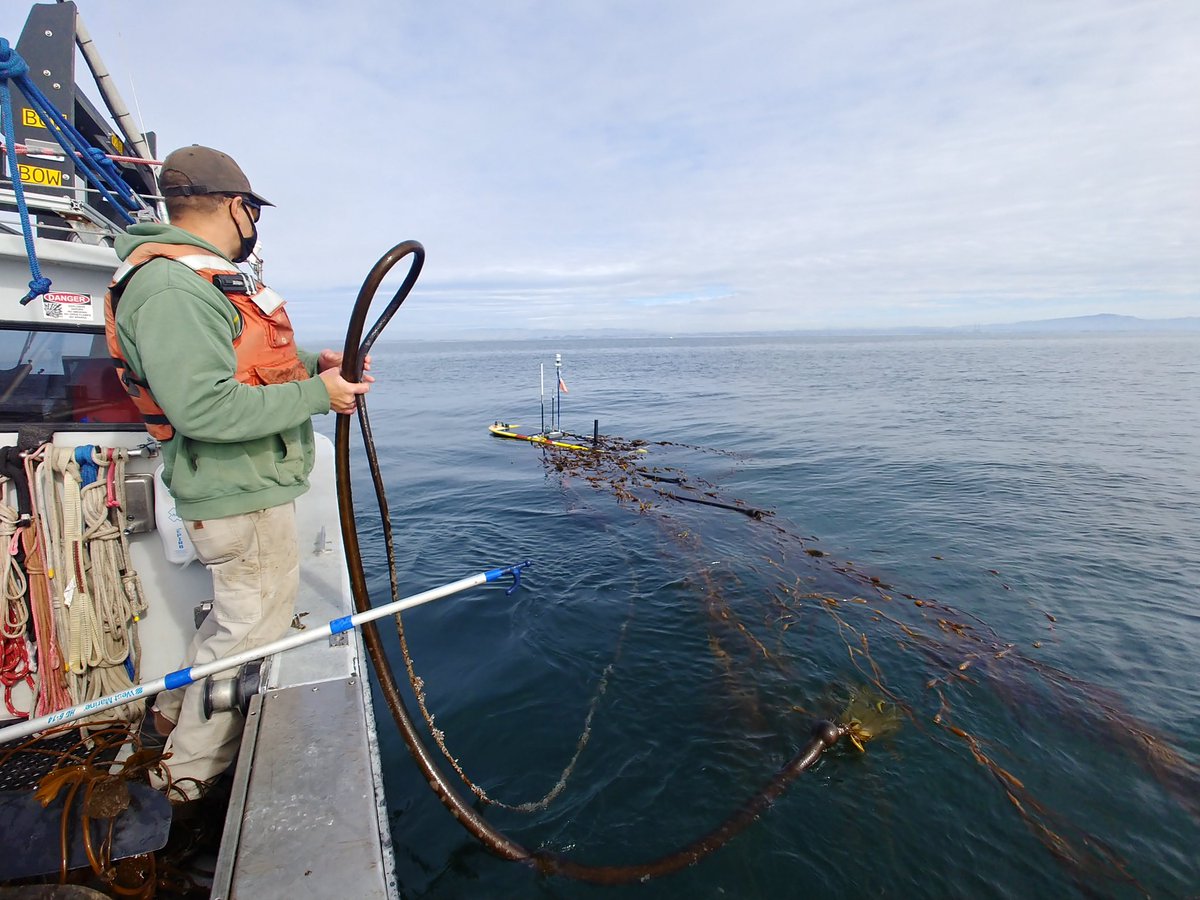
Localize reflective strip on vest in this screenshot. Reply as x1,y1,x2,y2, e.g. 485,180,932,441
112,252,238,288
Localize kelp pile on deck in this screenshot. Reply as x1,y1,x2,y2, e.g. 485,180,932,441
0,721,223,898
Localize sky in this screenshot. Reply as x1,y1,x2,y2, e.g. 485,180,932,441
2,0,1197,338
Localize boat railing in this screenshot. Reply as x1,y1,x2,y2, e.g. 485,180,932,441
0,182,161,246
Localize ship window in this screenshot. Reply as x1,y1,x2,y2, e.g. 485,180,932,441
0,328,140,426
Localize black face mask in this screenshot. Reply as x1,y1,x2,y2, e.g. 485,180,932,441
230,202,258,264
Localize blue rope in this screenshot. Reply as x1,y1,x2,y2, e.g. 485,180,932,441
0,39,52,304
13,72,139,216
75,445,99,487
0,37,148,304
86,145,136,205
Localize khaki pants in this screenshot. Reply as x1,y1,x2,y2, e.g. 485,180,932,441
151,502,298,800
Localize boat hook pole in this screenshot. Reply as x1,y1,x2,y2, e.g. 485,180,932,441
334,241,870,886
0,562,530,745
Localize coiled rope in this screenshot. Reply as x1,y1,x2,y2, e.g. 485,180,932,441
78,448,144,722
0,497,29,639
0,445,144,728
0,488,34,717
26,446,72,720
22,447,71,717
335,242,859,884
81,449,145,671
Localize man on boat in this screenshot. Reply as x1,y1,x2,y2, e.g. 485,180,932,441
104,145,369,801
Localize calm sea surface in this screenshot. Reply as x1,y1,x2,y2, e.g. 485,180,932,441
320,333,1200,899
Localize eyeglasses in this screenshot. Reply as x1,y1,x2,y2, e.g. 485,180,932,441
239,195,262,222
224,193,262,222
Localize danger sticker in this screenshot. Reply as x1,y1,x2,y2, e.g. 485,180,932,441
41,292,94,322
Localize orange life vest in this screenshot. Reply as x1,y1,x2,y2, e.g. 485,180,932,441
103,243,310,440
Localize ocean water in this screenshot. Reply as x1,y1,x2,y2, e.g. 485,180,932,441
319,333,1200,899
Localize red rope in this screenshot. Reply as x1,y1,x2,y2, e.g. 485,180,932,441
105,449,119,508
0,140,161,166
0,605,33,718
23,453,71,716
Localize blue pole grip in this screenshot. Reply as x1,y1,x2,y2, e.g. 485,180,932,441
484,559,533,595
163,667,194,691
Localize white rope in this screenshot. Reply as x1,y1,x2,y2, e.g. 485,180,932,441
37,448,68,646
50,448,97,678
81,481,133,667
110,449,146,681
0,479,36,718
31,448,71,673
6,445,149,726
0,492,29,641
78,449,142,726
22,447,72,716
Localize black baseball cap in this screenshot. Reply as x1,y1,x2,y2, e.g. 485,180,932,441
159,145,274,207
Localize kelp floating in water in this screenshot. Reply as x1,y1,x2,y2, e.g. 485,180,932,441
518,432,1200,894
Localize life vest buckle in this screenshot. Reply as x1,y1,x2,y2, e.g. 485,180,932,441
211,272,256,295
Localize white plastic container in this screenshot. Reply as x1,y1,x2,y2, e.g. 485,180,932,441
154,464,196,566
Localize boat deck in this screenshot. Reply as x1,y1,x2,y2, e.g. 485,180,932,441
209,436,394,899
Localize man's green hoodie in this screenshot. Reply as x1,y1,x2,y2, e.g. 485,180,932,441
111,223,331,521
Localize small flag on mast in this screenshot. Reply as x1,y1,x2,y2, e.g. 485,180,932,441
558,376,569,394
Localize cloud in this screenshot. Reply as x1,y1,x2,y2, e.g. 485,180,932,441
3,0,1196,336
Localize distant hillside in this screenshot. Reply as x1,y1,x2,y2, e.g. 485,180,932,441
966,314,1200,333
